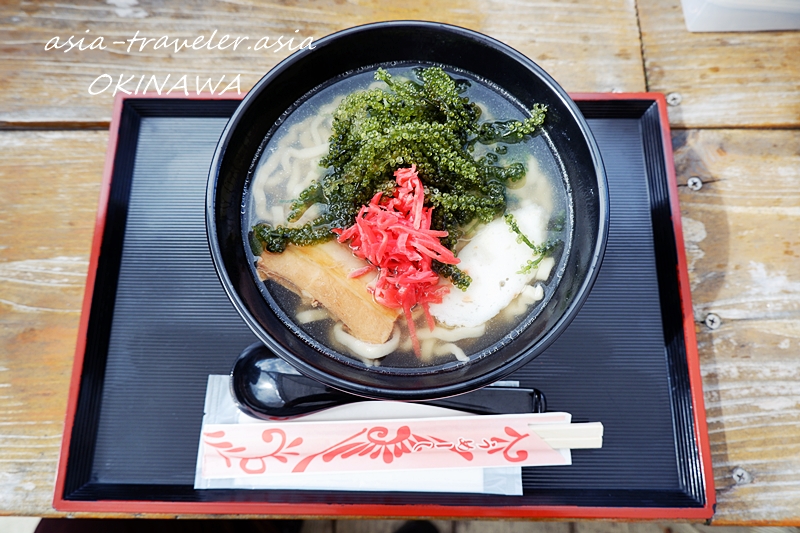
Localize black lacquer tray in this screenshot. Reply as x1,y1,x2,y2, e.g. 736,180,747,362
54,94,714,519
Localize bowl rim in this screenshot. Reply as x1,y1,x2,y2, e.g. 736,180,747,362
206,20,609,399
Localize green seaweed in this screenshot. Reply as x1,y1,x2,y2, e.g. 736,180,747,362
503,213,561,274
251,66,547,289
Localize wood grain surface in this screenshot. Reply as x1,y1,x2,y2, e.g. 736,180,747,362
674,129,800,525
638,0,800,129
1,0,800,525
0,131,106,515
0,0,646,127
4,130,799,523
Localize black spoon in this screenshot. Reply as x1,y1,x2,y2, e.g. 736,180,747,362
230,342,547,419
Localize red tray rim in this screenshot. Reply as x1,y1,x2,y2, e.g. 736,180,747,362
53,91,715,520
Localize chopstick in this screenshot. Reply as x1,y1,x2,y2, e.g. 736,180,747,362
529,422,604,449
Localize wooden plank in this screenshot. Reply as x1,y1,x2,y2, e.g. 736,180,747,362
455,522,570,533
336,520,452,533
637,0,800,128
0,130,106,515
2,131,798,523
301,520,335,533
575,524,668,533
673,129,800,525
0,0,645,127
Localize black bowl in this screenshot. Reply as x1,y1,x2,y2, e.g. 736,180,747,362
207,21,608,401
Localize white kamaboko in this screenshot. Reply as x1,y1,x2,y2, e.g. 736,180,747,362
429,203,552,328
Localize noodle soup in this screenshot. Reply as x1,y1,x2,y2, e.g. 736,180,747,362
243,64,571,369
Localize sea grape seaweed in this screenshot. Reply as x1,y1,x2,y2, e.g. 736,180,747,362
503,213,561,274
251,66,547,289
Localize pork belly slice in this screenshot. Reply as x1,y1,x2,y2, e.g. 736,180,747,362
256,241,400,344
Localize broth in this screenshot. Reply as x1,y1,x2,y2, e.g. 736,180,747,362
243,63,572,369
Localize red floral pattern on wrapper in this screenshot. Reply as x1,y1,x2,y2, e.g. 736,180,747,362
204,428,304,474
201,413,571,479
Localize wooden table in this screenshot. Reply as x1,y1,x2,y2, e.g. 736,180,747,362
1,0,798,525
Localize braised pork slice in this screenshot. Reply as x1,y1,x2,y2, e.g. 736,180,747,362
256,241,400,344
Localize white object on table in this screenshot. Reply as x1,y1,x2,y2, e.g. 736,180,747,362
194,375,539,494
681,0,800,31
